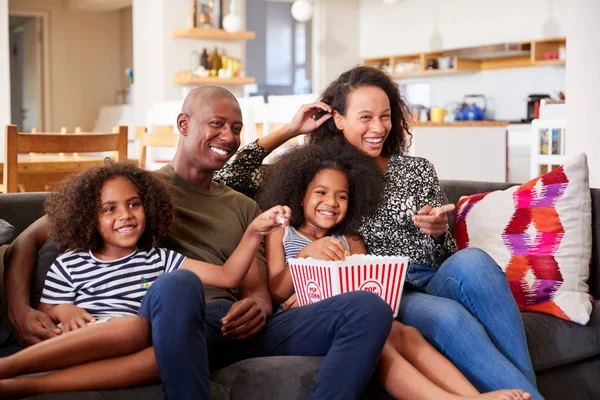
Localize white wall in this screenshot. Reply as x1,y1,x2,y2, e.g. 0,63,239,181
359,0,567,58
0,0,10,160
312,0,360,93
566,0,600,188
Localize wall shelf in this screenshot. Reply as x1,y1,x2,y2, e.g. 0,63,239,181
364,37,566,80
172,76,256,85
171,28,256,40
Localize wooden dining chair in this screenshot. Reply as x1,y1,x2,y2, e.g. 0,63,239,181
135,125,179,169
2,125,128,193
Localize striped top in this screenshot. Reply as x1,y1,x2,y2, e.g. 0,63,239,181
283,226,350,264
41,248,186,319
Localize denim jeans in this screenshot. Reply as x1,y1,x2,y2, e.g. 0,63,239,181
398,248,543,399
139,269,393,400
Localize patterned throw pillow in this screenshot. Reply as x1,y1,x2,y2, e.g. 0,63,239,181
453,153,593,325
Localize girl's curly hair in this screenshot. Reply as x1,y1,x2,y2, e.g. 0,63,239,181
307,66,413,156
258,138,384,236
45,162,175,252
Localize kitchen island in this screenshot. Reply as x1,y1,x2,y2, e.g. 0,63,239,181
409,121,510,183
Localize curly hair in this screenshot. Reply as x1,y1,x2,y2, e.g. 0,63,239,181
307,66,413,157
258,138,384,236
45,162,175,252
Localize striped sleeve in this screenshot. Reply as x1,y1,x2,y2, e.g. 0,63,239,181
40,255,76,305
157,248,186,273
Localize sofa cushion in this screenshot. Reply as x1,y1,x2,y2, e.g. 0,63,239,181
453,153,593,324
0,220,15,246
30,239,61,309
211,356,392,400
524,304,600,371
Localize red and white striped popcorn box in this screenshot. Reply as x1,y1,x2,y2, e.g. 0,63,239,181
288,255,409,317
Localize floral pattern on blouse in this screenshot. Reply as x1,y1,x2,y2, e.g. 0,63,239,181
215,141,457,268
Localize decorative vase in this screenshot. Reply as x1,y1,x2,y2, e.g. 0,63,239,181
223,0,241,33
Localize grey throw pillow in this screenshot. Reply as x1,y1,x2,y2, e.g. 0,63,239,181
0,220,14,246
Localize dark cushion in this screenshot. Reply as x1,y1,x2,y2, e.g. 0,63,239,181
211,356,391,400
0,220,15,245
24,382,230,400
0,192,47,241
30,239,60,309
524,306,600,371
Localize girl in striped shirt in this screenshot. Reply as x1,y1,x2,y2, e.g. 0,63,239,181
0,162,290,397
258,140,530,400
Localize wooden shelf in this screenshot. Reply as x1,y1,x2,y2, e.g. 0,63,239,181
172,76,256,85
171,28,256,40
364,37,566,80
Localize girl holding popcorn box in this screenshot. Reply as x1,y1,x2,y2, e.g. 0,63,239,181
258,140,530,400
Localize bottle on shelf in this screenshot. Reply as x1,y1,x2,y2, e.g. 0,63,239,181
210,47,221,76
200,48,210,70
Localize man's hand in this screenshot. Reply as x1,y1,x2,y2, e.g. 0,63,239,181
52,304,96,333
220,297,269,340
11,306,62,347
412,204,456,241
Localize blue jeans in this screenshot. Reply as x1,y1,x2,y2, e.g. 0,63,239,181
399,248,543,399
139,269,393,400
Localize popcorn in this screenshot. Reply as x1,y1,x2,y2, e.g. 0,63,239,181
276,214,288,226
288,254,409,317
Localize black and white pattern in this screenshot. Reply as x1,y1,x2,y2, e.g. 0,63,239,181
216,141,456,268
41,248,185,319
358,154,456,268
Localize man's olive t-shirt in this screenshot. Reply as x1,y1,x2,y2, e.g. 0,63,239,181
155,165,265,303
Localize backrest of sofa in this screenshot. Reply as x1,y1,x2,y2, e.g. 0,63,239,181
0,192,49,243
440,180,600,300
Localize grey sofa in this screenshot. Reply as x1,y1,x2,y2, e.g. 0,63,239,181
0,180,599,400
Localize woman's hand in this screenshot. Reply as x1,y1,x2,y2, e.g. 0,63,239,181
412,204,455,241
52,304,96,333
281,293,299,310
285,102,333,136
297,237,349,261
249,205,292,236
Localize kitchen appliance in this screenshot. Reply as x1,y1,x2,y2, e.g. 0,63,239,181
526,94,551,122
457,94,487,121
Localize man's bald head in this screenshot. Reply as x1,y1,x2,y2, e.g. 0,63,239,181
181,86,239,116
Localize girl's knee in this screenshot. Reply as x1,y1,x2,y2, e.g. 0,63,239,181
389,322,425,349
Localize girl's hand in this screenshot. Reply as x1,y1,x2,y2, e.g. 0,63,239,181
412,204,456,241
53,304,96,333
297,237,347,261
281,293,299,310
249,205,292,236
285,102,333,136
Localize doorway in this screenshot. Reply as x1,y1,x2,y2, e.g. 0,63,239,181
8,12,48,132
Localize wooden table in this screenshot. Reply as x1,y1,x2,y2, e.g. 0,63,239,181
0,153,124,192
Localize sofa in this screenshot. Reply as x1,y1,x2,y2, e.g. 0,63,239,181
0,180,598,400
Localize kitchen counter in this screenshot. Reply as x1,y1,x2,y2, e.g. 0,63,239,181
411,121,510,127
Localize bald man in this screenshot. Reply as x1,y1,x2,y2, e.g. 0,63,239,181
4,87,393,399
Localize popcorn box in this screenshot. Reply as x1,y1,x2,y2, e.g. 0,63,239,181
288,255,409,317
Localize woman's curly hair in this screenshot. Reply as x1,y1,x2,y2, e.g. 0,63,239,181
307,66,413,157
45,162,175,252
258,138,384,236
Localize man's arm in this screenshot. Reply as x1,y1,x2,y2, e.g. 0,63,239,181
5,216,62,346
220,256,273,340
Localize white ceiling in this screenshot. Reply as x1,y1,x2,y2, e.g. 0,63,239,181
65,0,132,12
